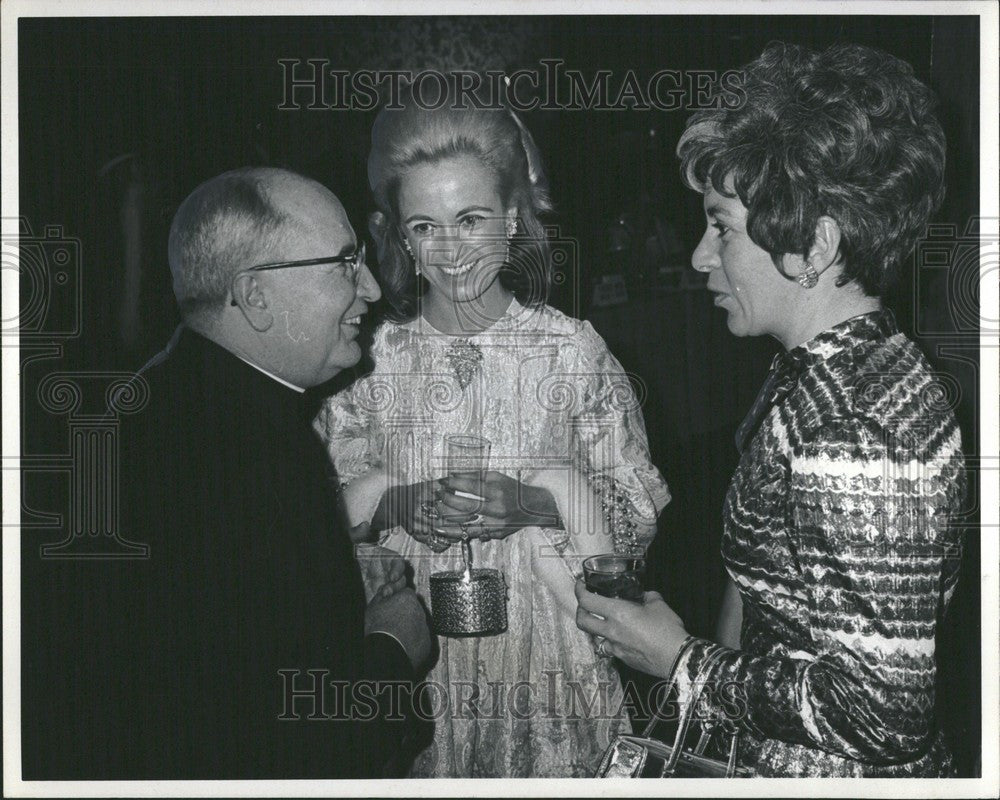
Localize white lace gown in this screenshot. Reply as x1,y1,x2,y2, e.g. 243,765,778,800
314,299,670,777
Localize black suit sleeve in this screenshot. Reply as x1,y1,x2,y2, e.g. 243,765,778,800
364,632,413,682
357,633,419,777
22,358,421,779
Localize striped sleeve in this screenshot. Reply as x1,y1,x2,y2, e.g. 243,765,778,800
676,414,965,763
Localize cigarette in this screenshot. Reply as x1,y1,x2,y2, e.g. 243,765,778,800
453,490,486,502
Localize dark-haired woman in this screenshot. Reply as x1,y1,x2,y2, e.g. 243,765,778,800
575,42,965,777
315,89,669,777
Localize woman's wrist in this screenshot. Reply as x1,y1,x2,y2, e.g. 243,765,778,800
523,465,611,548
340,464,394,529
370,492,390,533
663,634,697,682
520,483,563,530
370,481,405,533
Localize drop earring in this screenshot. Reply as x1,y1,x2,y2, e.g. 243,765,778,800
404,238,420,276
797,262,819,289
504,219,517,263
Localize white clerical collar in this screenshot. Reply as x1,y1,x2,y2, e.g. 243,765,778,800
236,355,305,393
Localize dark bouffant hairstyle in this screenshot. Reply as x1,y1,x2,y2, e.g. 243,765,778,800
677,42,946,297
367,83,554,321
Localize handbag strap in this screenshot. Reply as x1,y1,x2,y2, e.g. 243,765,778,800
643,639,735,776
664,643,729,774
641,635,696,738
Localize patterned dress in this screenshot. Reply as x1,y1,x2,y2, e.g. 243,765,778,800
673,310,965,777
314,299,670,777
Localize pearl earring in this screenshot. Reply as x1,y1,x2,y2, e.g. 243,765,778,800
506,219,517,238
797,262,819,289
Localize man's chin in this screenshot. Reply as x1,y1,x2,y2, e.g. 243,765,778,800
328,342,363,373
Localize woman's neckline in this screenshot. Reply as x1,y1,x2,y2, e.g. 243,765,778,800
413,296,524,338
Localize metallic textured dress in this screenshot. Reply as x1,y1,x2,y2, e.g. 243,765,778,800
315,299,670,777
673,310,966,777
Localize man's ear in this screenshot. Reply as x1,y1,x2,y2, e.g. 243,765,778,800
807,215,842,276
231,273,273,332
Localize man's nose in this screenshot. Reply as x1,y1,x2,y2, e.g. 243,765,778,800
691,230,719,273
357,262,381,303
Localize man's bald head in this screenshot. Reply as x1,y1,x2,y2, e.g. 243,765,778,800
167,167,327,318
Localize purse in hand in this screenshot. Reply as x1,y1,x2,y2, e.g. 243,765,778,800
596,638,751,778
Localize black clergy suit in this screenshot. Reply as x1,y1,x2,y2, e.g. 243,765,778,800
21,328,415,778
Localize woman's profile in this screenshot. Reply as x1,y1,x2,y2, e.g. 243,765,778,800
575,42,965,778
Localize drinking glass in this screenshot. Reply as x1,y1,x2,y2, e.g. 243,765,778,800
583,554,646,602
443,434,491,517
444,434,491,475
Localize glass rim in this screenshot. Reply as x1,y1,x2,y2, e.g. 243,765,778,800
444,434,491,448
583,554,646,573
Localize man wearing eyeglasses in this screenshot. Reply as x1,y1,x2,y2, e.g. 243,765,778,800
212,171,375,389
22,168,431,779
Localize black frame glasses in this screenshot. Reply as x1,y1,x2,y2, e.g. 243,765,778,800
229,243,366,306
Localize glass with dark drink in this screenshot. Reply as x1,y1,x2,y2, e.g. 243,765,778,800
583,554,646,602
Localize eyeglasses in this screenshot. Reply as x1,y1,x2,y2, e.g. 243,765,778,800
230,243,366,306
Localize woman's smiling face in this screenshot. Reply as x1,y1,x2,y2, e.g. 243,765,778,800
397,154,513,306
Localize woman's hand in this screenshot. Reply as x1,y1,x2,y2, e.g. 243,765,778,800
371,480,457,552
435,470,563,541
574,579,690,679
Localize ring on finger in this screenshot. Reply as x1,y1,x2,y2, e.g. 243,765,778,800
420,500,439,519
595,636,611,658
425,530,446,548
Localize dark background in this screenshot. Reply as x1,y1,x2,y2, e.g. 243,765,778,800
17,15,982,775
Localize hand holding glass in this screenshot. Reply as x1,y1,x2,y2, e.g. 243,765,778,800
443,434,491,515
583,554,646,603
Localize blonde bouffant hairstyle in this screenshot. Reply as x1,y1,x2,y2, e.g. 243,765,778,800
367,83,554,321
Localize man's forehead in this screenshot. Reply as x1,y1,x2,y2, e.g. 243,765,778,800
272,177,342,212
273,181,353,237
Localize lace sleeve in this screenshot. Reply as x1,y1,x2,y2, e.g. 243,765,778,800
313,381,384,486
313,327,391,486
566,321,670,555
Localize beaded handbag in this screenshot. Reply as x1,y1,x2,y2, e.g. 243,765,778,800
596,639,750,778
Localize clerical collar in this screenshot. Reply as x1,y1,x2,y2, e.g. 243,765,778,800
235,355,305,393
150,325,307,394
